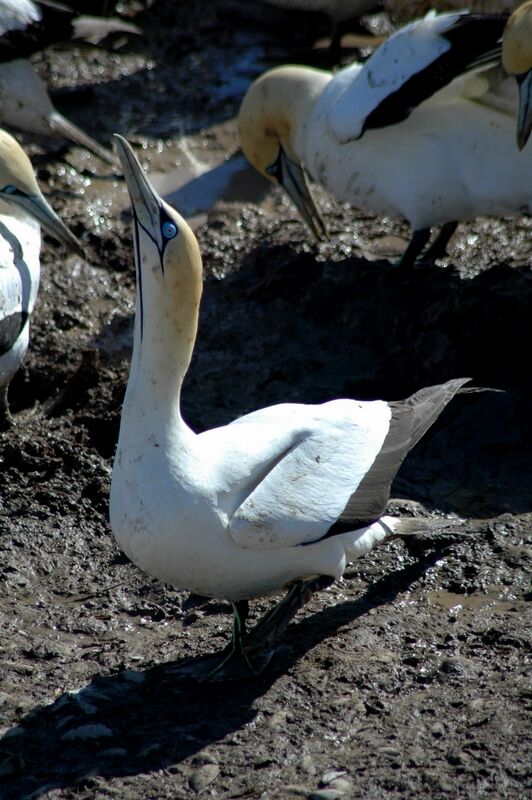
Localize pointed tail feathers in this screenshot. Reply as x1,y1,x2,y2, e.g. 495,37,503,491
403,377,471,452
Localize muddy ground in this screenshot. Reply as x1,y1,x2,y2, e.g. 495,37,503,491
0,1,531,798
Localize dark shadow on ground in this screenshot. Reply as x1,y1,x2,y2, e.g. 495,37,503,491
0,549,444,799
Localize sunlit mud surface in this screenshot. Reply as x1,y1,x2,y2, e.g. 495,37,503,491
0,1,530,798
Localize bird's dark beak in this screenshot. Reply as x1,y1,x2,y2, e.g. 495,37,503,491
13,191,84,257
267,148,328,242
113,133,162,236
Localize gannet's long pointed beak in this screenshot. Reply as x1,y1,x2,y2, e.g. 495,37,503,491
49,111,115,166
268,148,328,242
11,190,84,257
113,134,162,237
517,71,532,151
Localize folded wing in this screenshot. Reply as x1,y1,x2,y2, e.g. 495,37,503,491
229,380,468,550
329,12,507,143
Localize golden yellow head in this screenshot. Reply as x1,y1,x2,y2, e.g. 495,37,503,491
238,65,328,179
0,128,83,253
0,128,40,197
238,66,331,240
114,135,203,337
502,0,532,76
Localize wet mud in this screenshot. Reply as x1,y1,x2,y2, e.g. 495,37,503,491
0,1,530,798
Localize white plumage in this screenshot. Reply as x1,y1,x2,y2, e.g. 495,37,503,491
0,127,82,424
110,135,468,674
239,10,529,266
0,0,39,34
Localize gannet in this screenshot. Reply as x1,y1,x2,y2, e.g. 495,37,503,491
238,11,532,267
0,0,139,164
110,133,469,677
0,127,82,425
502,0,532,150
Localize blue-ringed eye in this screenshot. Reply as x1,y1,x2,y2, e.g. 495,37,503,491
2,185,17,194
162,221,177,239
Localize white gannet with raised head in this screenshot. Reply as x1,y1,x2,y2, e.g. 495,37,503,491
239,10,532,267
0,0,139,164
0,127,82,425
110,134,469,677
502,0,532,150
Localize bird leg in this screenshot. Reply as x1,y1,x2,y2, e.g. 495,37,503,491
174,576,334,681
244,574,335,656
0,385,13,431
396,227,431,269
422,221,458,262
203,599,253,678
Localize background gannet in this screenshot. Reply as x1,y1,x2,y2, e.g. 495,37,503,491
0,127,82,426
110,134,470,677
239,10,532,267
502,0,532,149
0,0,140,164
264,0,380,53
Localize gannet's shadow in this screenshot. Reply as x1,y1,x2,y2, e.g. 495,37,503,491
0,550,442,799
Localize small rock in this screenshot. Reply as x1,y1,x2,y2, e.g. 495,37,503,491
189,763,219,792
267,711,288,728
328,778,352,794
379,746,401,757
284,785,311,797
431,722,446,738
253,745,273,768
61,724,113,741
308,790,344,800
299,754,317,776
194,750,218,766
321,770,347,786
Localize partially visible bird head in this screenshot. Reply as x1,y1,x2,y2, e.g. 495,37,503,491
114,134,203,345
0,128,83,254
502,0,532,149
238,66,329,241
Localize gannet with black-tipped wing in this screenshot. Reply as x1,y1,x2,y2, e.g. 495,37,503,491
239,10,532,267
110,134,469,677
0,127,82,425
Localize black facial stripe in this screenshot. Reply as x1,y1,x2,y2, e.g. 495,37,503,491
131,204,179,342
132,213,145,342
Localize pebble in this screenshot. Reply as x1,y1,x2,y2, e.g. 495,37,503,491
61,723,113,741
308,790,344,800
379,746,401,757
299,755,317,776
328,778,353,794
431,722,446,738
267,711,288,728
321,770,346,785
189,763,219,792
